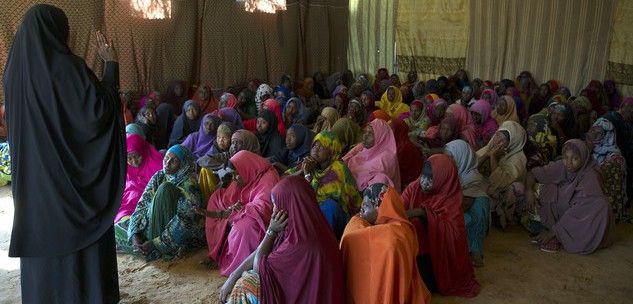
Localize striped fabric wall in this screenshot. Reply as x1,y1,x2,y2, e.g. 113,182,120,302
607,0,633,96
465,0,615,95
347,0,397,77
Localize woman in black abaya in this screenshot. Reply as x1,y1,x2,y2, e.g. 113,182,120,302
4,4,126,303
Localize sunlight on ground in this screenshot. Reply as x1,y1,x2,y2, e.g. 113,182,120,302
0,194,19,271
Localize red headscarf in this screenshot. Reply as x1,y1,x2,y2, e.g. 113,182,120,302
259,176,345,304
401,154,480,297
263,99,287,136
193,84,218,114
391,119,424,186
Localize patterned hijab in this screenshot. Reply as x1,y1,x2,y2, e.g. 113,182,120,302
165,144,196,185
589,118,622,165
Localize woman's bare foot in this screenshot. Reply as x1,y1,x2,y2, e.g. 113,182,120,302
199,257,218,269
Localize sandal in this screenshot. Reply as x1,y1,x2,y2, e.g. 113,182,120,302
540,238,561,253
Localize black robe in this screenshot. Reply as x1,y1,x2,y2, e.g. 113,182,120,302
4,4,125,303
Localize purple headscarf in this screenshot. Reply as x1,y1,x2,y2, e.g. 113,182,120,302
181,113,222,158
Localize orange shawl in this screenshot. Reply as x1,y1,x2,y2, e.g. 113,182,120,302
340,188,431,304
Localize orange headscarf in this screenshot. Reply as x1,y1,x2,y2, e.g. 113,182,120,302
341,187,431,304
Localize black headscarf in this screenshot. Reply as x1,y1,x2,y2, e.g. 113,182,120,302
256,109,286,159
3,4,126,257
168,100,201,147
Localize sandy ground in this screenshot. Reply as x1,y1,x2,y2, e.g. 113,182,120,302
1,185,633,304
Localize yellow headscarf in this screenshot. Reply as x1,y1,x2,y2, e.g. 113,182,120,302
379,86,410,119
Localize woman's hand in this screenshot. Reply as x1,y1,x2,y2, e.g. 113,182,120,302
488,143,506,159
218,275,239,303
268,209,288,233
301,157,317,174
95,30,116,62
228,202,243,213
134,240,153,255
193,206,208,217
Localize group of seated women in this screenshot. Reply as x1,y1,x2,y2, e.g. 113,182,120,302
114,69,632,303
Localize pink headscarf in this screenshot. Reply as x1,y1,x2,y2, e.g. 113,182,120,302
470,99,498,144
205,150,279,276
427,98,448,126
447,104,478,148
481,89,499,107
116,134,163,222
343,119,401,191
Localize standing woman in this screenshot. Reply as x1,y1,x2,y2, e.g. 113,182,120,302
4,4,126,303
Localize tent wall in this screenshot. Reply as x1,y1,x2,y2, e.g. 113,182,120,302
0,0,348,98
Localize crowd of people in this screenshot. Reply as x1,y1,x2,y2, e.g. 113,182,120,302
106,68,633,303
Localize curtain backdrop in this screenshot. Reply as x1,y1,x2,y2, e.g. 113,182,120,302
396,0,468,81
607,0,633,96
0,0,348,98
465,0,615,95
347,0,397,77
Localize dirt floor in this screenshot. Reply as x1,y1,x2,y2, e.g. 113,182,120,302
1,185,633,304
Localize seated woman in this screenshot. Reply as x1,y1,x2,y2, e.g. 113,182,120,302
262,99,286,136
271,124,313,173
331,117,362,156
125,122,146,140
476,121,527,229
312,107,340,134
546,102,578,156
200,151,279,276
416,116,460,157
222,176,345,304
334,92,350,117
346,99,366,126
293,131,361,238
218,107,244,130
401,154,480,297
219,92,238,109
491,95,519,125
282,97,305,126
525,139,613,253
115,144,204,261
444,140,490,267
480,88,499,107
236,89,258,120
135,103,158,146
181,114,223,159
169,100,202,147
524,114,556,169
194,84,218,114
469,99,497,149
198,128,260,202
256,109,286,161
341,183,431,304
403,99,431,139
343,119,401,191
391,118,424,187
421,98,448,138
379,86,410,119
446,104,478,148
116,134,164,223
587,118,628,222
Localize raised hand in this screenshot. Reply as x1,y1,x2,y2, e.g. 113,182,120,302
94,30,116,62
